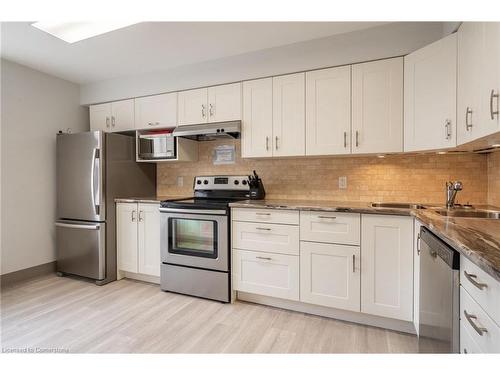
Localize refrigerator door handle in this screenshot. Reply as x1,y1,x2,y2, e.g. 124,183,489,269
91,148,100,215
55,221,100,230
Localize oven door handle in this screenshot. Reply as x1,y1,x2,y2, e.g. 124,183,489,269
159,208,227,215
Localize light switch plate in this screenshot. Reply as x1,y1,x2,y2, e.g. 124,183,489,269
339,176,347,189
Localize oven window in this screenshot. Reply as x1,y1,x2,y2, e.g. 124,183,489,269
168,218,218,259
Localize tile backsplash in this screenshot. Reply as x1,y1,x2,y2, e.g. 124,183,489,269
157,140,490,205
488,151,500,207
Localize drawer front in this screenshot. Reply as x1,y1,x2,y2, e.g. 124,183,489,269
232,221,300,255
233,249,299,301
460,321,484,354
460,255,500,326
232,208,299,225
460,287,500,353
300,211,360,245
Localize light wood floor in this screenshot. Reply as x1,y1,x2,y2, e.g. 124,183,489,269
1,274,418,353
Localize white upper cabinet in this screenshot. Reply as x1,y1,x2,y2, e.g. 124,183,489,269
352,57,404,154
404,34,457,152
134,93,177,130
272,73,306,157
361,214,413,321
242,78,273,158
90,103,112,132
458,22,500,145
178,87,208,126
90,99,135,132
208,83,242,123
306,66,351,155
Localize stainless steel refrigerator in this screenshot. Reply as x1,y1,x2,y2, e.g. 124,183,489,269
56,131,155,285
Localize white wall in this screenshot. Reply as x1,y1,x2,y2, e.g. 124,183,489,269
81,22,447,105
1,59,89,275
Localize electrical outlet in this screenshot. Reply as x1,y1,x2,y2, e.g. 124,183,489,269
177,176,184,187
338,176,347,189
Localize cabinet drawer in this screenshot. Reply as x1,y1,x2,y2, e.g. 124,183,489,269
460,256,500,326
460,320,484,353
233,249,299,301
460,287,500,353
300,211,360,245
232,221,299,255
232,208,299,225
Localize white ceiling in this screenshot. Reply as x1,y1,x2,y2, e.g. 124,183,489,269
1,22,387,84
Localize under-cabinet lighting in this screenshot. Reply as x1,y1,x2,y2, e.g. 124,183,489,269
491,144,500,148
31,22,139,43
377,155,385,158
437,151,447,155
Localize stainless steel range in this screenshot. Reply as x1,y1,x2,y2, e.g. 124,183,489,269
159,175,250,302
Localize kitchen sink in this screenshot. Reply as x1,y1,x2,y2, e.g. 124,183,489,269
370,202,426,209
434,209,500,219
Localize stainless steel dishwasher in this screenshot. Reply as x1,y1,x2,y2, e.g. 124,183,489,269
418,226,460,353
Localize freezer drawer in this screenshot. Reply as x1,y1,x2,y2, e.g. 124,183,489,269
56,220,106,280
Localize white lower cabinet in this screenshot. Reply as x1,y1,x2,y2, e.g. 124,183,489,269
360,214,414,321
414,219,423,334
233,249,299,301
117,202,160,278
300,241,360,312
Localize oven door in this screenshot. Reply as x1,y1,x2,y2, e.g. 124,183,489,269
160,208,228,272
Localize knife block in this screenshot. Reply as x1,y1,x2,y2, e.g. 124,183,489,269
249,180,266,200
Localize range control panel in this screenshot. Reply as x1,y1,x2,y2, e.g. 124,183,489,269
194,175,250,191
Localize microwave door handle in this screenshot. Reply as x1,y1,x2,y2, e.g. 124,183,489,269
91,148,100,216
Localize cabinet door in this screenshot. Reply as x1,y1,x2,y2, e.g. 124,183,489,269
404,34,457,152
89,103,111,132
233,249,299,301
300,211,360,246
352,57,403,154
414,220,423,335
242,78,273,158
110,99,135,132
137,203,160,277
482,22,500,135
457,22,485,145
306,66,351,155
361,214,413,321
300,241,360,312
208,82,242,123
272,73,306,156
178,88,208,125
117,203,138,273
134,93,177,130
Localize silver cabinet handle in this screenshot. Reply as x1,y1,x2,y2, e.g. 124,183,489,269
111,116,115,127
138,210,144,222
256,212,271,216
256,256,272,261
275,136,279,150
416,233,421,255
318,216,336,219
255,227,271,231
131,210,136,222
201,104,206,118
355,131,359,147
209,103,214,117
106,117,110,128
463,271,487,290
466,107,473,131
344,131,347,148
464,310,488,336
490,89,499,120
352,254,355,273
266,136,269,151
445,119,452,140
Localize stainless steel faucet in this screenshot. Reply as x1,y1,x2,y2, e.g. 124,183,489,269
446,181,463,208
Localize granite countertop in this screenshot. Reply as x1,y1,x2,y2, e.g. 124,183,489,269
114,196,187,204
230,199,500,282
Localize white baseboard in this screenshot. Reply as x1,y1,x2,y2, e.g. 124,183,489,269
119,271,160,285
237,291,416,334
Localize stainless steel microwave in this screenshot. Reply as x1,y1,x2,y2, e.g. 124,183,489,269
137,132,176,160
